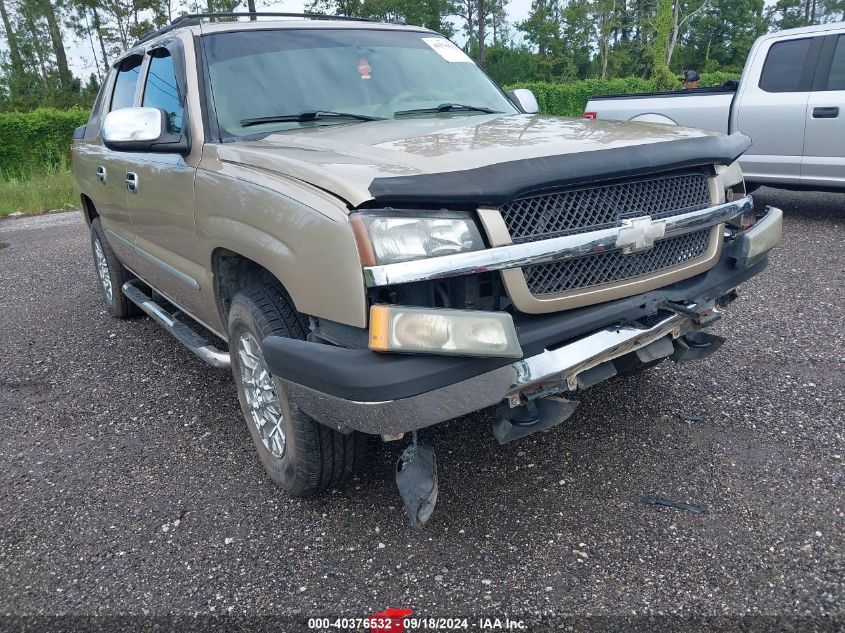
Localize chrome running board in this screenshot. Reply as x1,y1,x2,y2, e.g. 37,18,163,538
122,280,231,369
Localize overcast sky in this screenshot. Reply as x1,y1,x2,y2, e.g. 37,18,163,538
66,0,535,78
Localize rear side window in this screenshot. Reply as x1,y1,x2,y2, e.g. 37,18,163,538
111,56,142,110
759,38,811,92
824,35,845,91
142,49,184,133
87,80,107,124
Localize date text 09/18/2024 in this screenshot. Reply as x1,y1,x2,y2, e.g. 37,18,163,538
307,614,528,631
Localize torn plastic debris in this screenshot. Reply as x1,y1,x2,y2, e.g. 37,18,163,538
671,331,725,363
635,335,675,363
395,442,438,528
493,395,579,444
642,495,709,514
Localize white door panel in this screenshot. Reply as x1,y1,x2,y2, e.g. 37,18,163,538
802,34,845,188
735,35,815,183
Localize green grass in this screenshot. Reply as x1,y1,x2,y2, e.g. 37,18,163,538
0,168,78,217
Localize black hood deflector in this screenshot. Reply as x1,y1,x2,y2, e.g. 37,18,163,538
367,132,751,206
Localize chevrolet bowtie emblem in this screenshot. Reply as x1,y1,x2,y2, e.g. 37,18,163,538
616,216,666,254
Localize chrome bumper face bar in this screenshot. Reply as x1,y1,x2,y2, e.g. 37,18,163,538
362,195,754,288
283,309,698,435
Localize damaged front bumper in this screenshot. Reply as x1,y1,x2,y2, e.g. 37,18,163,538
281,306,714,435
263,206,783,436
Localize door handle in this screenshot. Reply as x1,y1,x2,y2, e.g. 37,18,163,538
812,106,839,118
96,166,107,184
126,172,139,194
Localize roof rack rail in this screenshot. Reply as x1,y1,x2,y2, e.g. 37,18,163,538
134,11,379,45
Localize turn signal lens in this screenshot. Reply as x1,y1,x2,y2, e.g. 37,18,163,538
368,305,522,358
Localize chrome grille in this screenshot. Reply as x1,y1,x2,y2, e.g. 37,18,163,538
500,172,711,244
524,229,712,295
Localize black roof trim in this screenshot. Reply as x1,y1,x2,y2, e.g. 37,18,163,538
134,12,380,46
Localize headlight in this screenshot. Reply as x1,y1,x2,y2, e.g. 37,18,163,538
351,212,485,265
369,305,522,358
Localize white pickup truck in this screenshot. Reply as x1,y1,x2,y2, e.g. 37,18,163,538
585,23,845,191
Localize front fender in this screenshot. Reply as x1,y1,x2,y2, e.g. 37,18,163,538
194,167,368,330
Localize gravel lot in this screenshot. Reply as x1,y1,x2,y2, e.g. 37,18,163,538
0,188,842,628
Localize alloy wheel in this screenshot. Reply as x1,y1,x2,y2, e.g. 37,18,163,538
237,331,286,458
93,237,113,302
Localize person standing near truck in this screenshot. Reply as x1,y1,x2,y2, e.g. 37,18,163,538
682,69,701,89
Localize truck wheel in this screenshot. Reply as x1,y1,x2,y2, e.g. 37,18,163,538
228,284,369,496
90,218,139,319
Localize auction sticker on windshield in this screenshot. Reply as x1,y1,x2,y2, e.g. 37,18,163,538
422,37,473,62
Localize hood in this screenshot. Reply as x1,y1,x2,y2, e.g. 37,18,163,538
215,114,749,208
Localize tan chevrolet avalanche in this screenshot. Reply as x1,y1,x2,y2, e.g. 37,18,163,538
72,13,783,526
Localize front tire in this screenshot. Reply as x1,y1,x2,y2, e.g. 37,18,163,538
228,284,369,496
90,218,139,319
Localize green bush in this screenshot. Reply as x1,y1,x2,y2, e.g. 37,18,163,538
0,108,88,179
0,169,77,216
505,72,739,117
698,71,742,87
507,78,656,117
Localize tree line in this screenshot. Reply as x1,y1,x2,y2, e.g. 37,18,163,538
1,0,844,111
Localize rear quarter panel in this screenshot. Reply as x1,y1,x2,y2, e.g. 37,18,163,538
72,69,114,223
71,141,99,207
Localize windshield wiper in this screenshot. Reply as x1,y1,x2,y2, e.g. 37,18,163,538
240,111,384,127
393,103,500,117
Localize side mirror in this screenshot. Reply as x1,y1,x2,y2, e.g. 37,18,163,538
507,88,539,114
102,107,188,154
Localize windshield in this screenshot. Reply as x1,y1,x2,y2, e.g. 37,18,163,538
202,28,518,137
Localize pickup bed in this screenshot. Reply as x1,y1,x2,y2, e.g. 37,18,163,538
73,12,783,526
585,86,736,133
586,22,845,191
